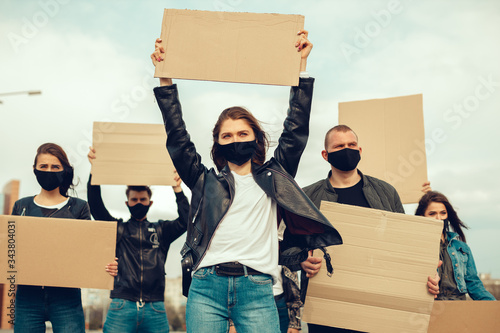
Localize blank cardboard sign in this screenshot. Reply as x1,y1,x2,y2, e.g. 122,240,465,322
91,122,176,186
302,201,442,333
427,301,500,333
154,9,304,86
0,215,116,289
338,94,427,204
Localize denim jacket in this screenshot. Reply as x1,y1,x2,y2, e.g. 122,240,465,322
445,231,495,300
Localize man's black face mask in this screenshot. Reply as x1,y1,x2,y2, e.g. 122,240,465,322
327,148,360,171
128,203,150,220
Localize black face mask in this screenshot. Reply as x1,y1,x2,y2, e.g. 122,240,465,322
34,169,65,191
327,148,361,171
128,203,150,221
216,140,258,166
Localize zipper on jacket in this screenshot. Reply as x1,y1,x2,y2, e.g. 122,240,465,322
139,222,144,303
47,201,71,218
21,207,26,216
191,197,203,224
194,171,234,271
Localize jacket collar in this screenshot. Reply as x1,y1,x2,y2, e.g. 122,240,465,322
324,169,366,193
445,231,460,242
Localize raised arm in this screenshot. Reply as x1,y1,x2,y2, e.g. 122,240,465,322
274,30,314,177
87,147,119,222
159,170,190,244
151,38,206,189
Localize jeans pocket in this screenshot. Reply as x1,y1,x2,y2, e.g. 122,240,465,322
150,302,167,314
193,267,211,280
108,299,125,311
248,274,273,285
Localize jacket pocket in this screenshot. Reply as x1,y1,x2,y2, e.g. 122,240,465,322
457,247,470,275
191,226,203,246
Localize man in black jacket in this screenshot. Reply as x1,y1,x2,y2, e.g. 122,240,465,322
303,125,438,332
87,147,189,333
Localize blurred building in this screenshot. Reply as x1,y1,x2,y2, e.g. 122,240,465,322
165,276,186,310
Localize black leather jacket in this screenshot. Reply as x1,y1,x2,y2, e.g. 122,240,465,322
154,78,342,296
87,175,189,302
11,195,90,297
12,195,90,220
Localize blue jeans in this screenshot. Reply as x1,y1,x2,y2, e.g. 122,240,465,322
275,293,289,333
14,285,85,333
186,266,280,333
103,298,169,333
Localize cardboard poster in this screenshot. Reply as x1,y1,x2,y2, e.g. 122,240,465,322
302,201,442,333
154,9,304,86
338,94,427,204
428,301,500,332
0,215,116,290
91,121,176,186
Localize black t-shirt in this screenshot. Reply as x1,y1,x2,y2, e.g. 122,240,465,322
334,178,369,208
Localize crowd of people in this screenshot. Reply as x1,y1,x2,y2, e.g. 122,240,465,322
9,30,495,333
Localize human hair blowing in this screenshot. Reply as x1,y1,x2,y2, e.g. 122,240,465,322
33,143,75,197
211,106,269,172
415,191,469,242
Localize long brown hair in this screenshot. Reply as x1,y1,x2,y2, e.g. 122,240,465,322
415,191,468,242
210,106,269,172
33,143,75,197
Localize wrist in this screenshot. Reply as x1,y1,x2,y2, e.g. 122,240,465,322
160,78,173,86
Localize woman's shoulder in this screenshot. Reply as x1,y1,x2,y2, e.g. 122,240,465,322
448,233,471,251
11,196,35,215
67,196,89,207
14,196,35,206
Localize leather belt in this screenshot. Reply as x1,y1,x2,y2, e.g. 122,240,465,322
215,262,263,276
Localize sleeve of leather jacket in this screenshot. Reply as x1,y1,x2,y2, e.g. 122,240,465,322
78,201,91,220
159,190,190,244
391,187,405,214
274,77,315,178
154,84,206,190
11,201,20,215
87,174,119,222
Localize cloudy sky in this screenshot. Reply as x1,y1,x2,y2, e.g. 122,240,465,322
1,0,499,279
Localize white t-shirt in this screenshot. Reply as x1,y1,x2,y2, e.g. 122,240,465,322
199,171,279,283
34,197,69,210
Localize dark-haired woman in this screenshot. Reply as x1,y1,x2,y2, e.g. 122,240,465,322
11,143,118,332
151,31,342,333
416,191,495,300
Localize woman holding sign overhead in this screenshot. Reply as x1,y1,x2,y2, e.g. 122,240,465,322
151,30,342,333
11,143,118,333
